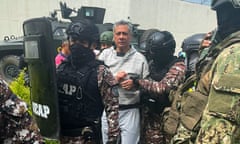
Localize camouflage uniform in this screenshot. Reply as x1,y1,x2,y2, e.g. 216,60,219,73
59,64,120,144
137,60,186,144
194,31,240,144
134,30,186,144
0,78,43,143
163,32,215,144
163,1,240,143
168,31,240,144
167,31,219,144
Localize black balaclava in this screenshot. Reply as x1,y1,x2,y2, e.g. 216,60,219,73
68,43,95,68
149,46,175,81
150,46,174,68
147,31,176,68
216,3,240,39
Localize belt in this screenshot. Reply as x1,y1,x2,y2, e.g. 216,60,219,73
119,103,140,110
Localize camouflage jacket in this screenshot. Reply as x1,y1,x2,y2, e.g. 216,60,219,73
97,64,120,142
138,60,186,97
198,31,240,125
0,79,43,143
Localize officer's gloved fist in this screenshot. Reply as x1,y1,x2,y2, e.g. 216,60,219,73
129,75,139,87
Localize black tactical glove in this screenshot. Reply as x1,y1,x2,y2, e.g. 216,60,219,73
130,75,140,87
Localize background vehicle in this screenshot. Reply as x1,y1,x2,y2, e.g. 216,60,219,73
0,2,145,83
0,36,23,83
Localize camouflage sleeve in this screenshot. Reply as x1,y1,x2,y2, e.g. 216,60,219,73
208,45,240,121
138,61,186,95
97,65,120,142
194,43,240,144
0,79,43,143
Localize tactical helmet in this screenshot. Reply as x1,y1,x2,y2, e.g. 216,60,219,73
139,42,147,54
181,33,206,54
138,29,160,60
66,19,99,42
100,31,113,44
147,31,176,55
211,0,240,10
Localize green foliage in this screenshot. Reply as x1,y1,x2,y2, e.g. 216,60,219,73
9,70,31,112
9,70,60,144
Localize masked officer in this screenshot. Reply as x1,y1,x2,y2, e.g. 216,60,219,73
116,30,186,144
0,78,43,143
56,19,120,144
194,0,240,143
141,31,186,144
165,1,240,143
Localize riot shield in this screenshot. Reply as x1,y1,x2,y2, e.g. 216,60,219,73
23,17,60,139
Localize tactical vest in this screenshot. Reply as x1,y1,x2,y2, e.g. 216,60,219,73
163,31,240,136
163,43,220,135
163,74,199,135
142,56,182,114
56,60,104,130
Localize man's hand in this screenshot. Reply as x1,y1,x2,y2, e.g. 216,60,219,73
115,71,136,90
115,71,127,82
119,79,134,90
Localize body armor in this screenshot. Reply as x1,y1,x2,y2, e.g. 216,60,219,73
57,60,103,131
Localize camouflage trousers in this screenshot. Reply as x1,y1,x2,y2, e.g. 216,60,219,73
171,123,197,144
141,108,166,144
195,113,240,144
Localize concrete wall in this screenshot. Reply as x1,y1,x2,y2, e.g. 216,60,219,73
0,0,216,52
128,0,216,51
